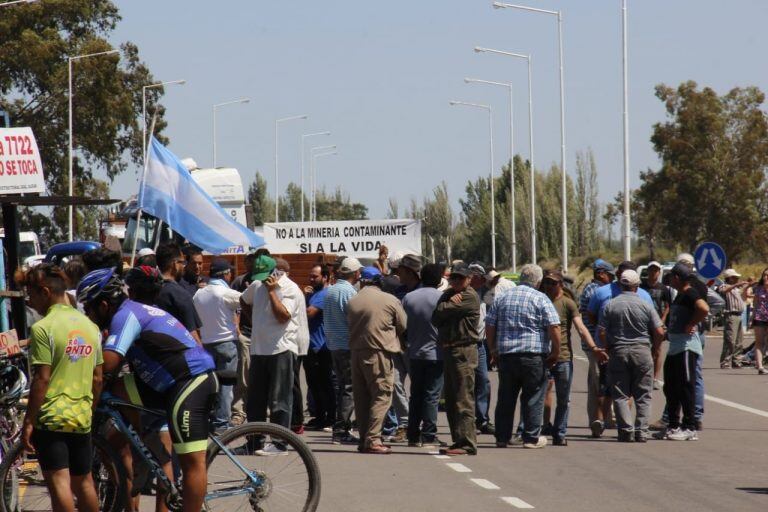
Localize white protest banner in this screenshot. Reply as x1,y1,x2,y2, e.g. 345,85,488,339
0,127,46,194
263,219,422,258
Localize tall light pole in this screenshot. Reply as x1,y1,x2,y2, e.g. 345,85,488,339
474,46,536,264
493,1,567,270
142,79,185,166
465,77,517,272
449,100,496,268
68,48,120,241
311,150,338,221
275,114,308,222
212,98,250,169
621,0,631,260
301,131,331,222
0,0,38,7
310,145,337,222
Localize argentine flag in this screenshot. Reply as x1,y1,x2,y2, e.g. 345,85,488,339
139,137,264,254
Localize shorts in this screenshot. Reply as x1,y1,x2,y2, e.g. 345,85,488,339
31,429,92,475
124,371,218,454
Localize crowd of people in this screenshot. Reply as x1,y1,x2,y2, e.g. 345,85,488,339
15,241,766,510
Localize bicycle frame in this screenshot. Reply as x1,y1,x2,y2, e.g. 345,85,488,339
96,398,264,506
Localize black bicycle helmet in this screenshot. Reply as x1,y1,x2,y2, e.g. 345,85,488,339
0,364,27,407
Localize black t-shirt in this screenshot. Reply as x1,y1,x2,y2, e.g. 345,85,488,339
668,286,702,334
641,280,672,317
230,273,252,337
156,280,203,333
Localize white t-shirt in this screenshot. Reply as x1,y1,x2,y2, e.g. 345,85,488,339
193,279,241,344
241,274,309,356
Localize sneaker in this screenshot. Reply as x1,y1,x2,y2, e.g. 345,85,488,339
634,431,647,443
720,362,732,369
383,428,407,443
332,432,360,445
649,418,668,431
255,442,288,456
523,437,547,449
665,427,688,441
617,431,633,443
322,426,333,433
509,435,524,446
758,367,768,375
478,422,496,435
407,440,422,447
590,420,604,438
552,437,568,446
421,437,448,448
495,440,508,448
653,379,662,390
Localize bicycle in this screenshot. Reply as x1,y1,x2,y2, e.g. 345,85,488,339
0,394,322,512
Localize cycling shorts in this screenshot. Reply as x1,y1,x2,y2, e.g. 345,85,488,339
124,371,218,454
32,429,92,475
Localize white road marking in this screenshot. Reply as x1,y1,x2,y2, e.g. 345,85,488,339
574,355,768,419
502,496,535,508
433,454,450,459
445,462,472,473
470,478,500,490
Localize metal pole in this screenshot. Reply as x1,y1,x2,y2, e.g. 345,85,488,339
488,106,496,268
527,56,536,264
212,105,217,167
274,119,279,222
557,10,568,271
67,58,73,241
300,134,305,222
310,154,315,221
622,0,631,261
508,85,516,273
142,88,147,172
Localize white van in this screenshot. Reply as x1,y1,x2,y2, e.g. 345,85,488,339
0,230,42,261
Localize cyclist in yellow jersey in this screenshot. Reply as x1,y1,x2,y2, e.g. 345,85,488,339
18,264,104,512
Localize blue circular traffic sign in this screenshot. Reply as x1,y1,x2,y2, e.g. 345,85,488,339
693,242,727,280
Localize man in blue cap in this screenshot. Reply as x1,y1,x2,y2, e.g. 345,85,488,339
578,259,615,431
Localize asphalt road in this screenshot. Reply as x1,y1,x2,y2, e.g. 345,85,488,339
136,327,768,511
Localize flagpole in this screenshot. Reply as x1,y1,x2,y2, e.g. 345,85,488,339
131,113,158,266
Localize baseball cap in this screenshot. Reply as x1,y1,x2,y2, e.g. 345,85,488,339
360,266,381,281
399,254,422,276
722,268,741,279
647,261,662,269
468,262,486,276
619,269,641,286
677,253,695,266
543,269,563,282
670,262,692,280
449,262,471,278
593,259,615,274
339,257,363,274
210,258,232,277
137,248,155,258
251,255,276,281
388,250,405,269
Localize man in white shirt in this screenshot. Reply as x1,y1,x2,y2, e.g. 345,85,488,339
240,255,309,454
193,258,241,431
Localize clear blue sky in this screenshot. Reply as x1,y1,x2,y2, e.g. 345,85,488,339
110,0,768,219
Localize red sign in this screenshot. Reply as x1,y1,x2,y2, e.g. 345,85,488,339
0,329,21,358
0,128,46,194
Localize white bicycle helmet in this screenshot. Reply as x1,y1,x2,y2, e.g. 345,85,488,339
0,364,27,407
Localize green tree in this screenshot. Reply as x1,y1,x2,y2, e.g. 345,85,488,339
247,172,274,225
634,81,768,260
0,1,167,239
575,149,600,255
314,188,368,221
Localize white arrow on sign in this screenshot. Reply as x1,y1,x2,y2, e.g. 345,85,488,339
698,248,723,270
709,248,722,269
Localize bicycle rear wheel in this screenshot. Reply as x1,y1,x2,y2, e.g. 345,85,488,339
205,422,321,512
0,435,126,512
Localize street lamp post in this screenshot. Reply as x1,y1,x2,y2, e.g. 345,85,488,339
465,77,517,273
621,0,631,260
212,98,250,168
275,114,308,222
311,150,338,222
492,1,568,270
0,0,38,7
68,48,120,242
301,131,331,222
309,145,337,222
474,46,536,264
142,79,185,166
449,100,496,268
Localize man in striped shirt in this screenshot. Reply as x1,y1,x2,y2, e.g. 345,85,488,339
717,268,748,369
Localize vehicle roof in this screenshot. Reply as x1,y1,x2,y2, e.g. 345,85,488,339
44,241,101,261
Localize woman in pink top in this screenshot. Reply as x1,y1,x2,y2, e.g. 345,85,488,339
751,268,768,374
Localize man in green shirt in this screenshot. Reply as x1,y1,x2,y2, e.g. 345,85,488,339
20,264,103,512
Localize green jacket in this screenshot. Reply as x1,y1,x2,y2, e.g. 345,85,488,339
432,287,481,346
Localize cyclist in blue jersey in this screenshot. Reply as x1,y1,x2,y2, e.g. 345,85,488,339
77,268,217,512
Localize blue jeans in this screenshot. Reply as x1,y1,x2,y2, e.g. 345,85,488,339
495,353,547,444
407,359,444,442
383,354,409,435
475,342,491,427
550,361,573,439
204,340,239,429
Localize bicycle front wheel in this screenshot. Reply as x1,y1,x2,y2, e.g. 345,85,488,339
0,434,126,512
205,422,321,512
